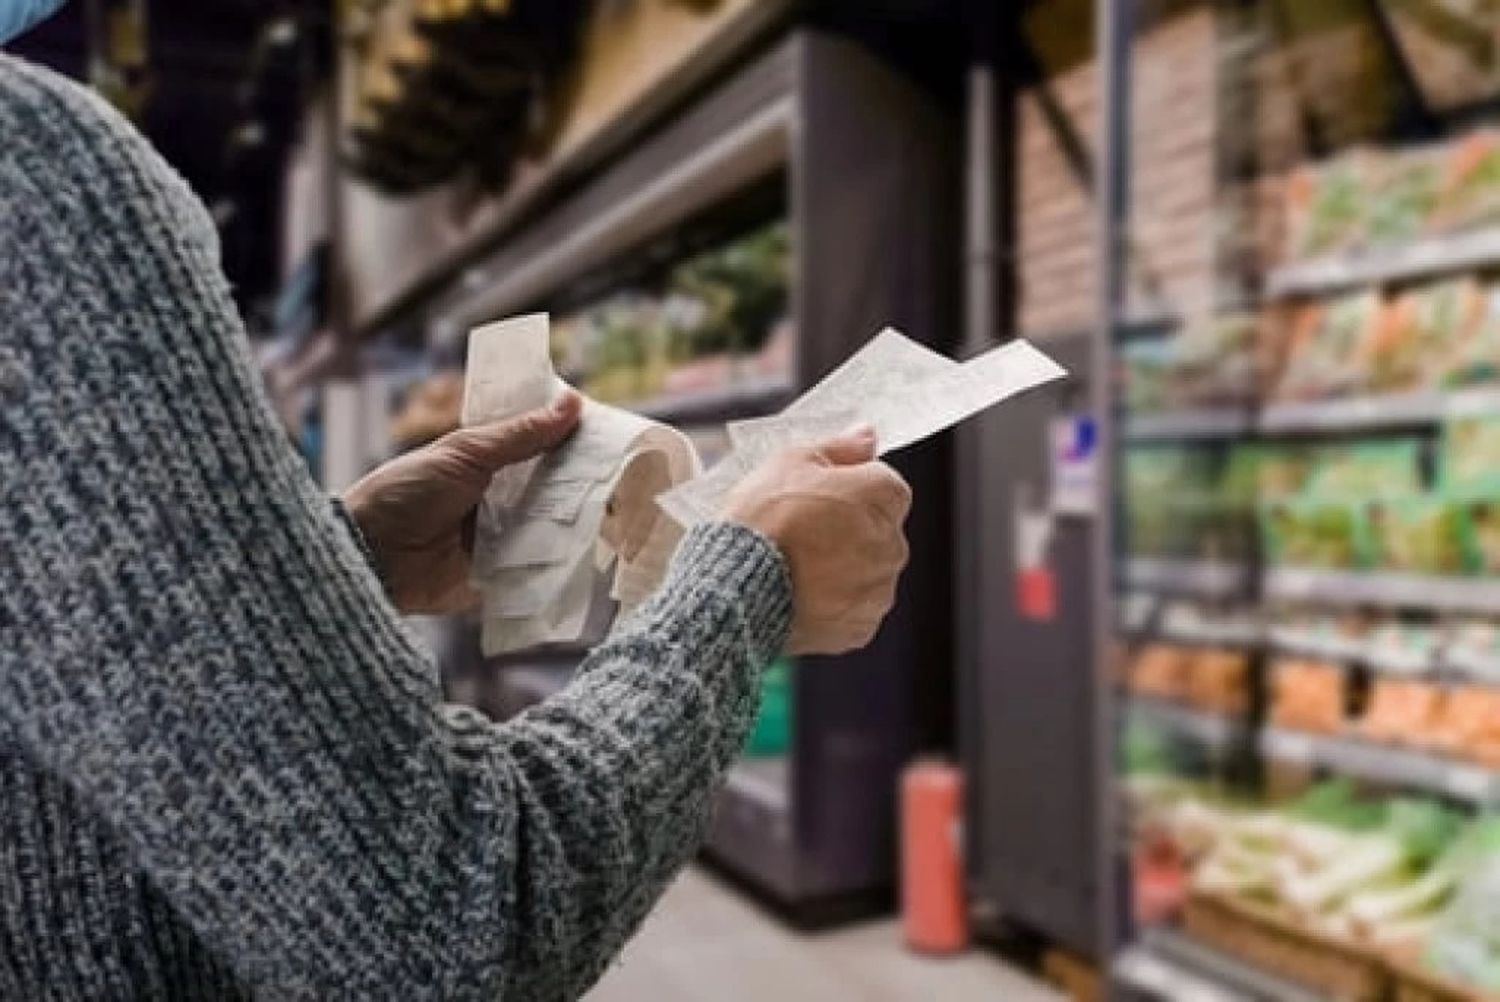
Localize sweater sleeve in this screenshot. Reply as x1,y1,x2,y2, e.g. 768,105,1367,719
0,54,791,1002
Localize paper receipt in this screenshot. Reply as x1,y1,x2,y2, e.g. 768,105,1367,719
464,316,1066,655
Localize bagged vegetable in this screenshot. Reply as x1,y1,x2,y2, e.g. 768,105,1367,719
1365,145,1444,247
1306,439,1424,499
1262,499,1363,569
1269,659,1348,733
1274,293,1384,401
1285,154,1371,259
1464,498,1500,575
1364,279,1481,393
1443,416,1500,494
1355,678,1446,744
1441,284,1500,388
1434,131,1500,234
1364,495,1469,576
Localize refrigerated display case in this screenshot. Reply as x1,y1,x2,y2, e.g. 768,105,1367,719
417,30,959,921
961,0,1500,994
1094,1,1500,998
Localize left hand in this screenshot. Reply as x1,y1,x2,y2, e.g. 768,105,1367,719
343,391,583,614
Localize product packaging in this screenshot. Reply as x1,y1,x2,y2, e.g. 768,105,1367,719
1364,279,1481,393
1363,495,1469,577
1261,499,1364,569
1274,293,1384,401
1270,658,1348,734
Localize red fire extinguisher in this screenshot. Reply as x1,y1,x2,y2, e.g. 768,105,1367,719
901,759,969,954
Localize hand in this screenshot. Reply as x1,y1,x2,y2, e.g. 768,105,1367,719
723,427,911,655
343,392,583,614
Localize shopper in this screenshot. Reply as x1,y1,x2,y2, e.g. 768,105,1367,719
0,42,911,1002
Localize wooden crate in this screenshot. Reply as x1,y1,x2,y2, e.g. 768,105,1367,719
1042,947,1102,1002
1183,892,1389,1001
1390,956,1500,1002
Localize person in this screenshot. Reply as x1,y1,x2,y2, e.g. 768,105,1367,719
0,15,912,1002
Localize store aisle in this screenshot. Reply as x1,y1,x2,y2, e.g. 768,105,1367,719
588,868,1065,1002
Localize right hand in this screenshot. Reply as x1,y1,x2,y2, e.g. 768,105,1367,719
722,427,911,655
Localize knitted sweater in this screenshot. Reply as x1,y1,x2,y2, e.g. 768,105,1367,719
0,54,792,1001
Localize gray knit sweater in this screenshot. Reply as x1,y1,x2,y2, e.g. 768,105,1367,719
0,54,792,1001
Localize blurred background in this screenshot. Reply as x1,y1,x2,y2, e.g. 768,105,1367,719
11,0,1500,999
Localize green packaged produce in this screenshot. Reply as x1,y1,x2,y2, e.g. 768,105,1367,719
1364,495,1468,577
1124,447,1221,559
1305,439,1424,500
1261,499,1363,569
1464,499,1500,576
1365,146,1443,247
1443,416,1500,494
1286,156,1369,259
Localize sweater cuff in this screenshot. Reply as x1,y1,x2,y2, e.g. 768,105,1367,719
657,522,793,662
328,495,382,581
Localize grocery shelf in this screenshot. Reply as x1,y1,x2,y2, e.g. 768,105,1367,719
1266,228,1500,298
1260,727,1500,805
1264,567,1500,615
633,372,796,425
1258,386,1500,434
1156,607,1263,648
1124,409,1256,442
1114,928,1329,1002
1124,558,1252,599
1126,697,1249,753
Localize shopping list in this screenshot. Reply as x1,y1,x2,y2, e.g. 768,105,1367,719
463,316,1066,655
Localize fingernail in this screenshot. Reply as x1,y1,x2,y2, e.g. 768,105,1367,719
549,392,577,416
849,423,876,441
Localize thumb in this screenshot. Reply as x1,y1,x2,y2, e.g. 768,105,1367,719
437,390,582,477
808,424,878,467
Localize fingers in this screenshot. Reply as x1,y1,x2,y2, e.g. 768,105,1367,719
437,391,582,476
830,461,912,524
807,425,877,467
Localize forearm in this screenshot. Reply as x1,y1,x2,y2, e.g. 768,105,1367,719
488,522,790,999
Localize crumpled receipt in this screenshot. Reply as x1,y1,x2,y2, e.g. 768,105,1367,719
465,316,1066,655
464,315,699,655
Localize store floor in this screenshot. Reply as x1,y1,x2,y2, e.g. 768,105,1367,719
587,868,1065,1002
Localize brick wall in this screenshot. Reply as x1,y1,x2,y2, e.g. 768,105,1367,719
1016,7,1220,338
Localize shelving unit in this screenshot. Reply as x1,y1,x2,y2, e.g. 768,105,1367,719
1126,697,1249,754
1124,558,1252,600
1124,409,1256,442
1115,929,1329,1002
1260,727,1500,805
1097,2,1500,996
1266,228,1500,299
1264,567,1500,615
1258,386,1500,434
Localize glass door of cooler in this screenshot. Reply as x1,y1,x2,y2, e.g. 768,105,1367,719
1111,1,1500,998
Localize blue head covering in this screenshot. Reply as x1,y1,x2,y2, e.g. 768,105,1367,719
1,0,67,45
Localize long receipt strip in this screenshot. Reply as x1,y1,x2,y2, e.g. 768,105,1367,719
464,317,1066,655
464,315,699,655
657,328,1067,527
